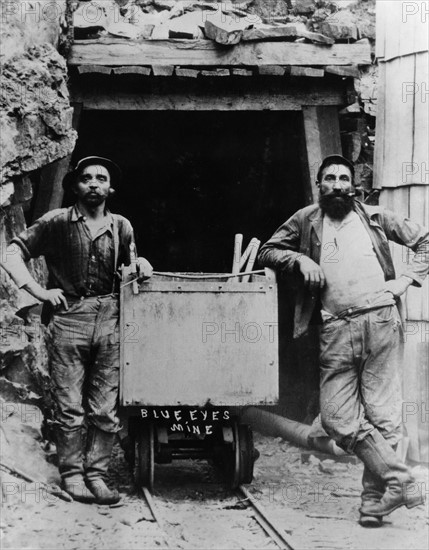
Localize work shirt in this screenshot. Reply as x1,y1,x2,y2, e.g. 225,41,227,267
12,205,134,298
320,211,386,315
258,200,429,338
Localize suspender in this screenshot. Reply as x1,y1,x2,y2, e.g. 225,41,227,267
112,214,120,294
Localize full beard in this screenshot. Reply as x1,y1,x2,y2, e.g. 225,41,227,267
319,193,354,220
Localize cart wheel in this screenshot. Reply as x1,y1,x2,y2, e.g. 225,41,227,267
135,421,155,491
238,424,254,485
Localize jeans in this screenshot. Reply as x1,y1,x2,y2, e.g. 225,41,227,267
319,305,403,452
46,295,120,433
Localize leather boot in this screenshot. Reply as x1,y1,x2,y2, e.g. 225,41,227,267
55,427,95,503
359,442,399,527
358,466,384,527
85,426,120,505
354,430,424,517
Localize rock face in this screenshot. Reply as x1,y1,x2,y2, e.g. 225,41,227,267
0,45,77,188
0,0,77,200
0,1,76,465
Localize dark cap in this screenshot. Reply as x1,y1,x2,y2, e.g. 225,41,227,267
316,154,355,183
62,156,122,190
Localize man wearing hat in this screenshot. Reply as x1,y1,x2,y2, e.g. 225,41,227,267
1,156,152,504
258,155,429,527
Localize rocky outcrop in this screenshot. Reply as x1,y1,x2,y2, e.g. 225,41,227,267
0,2,76,471
0,18,77,188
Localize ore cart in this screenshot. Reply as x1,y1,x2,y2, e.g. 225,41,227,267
120,267,279,490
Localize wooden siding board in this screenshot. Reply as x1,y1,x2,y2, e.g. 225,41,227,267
377,0,428,61
380,56,415,187
407,186,429,321
413,52,429,183
380,188,409,288
373,62,386,190
402,322,429,463
375,58,428,190
376,0,429,464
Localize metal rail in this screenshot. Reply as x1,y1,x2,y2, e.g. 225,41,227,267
237,485,296,550
140,484,296,550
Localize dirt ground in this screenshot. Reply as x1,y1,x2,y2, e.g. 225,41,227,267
1,433,428,550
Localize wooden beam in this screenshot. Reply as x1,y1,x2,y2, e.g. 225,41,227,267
300,106,342,204
175,68,200,78
77,65,111,75
201,69,230,77
152,65,175,76
291,66,324,77
112,66,151,75
258,66,285,76
69,38,371,67
70,78,347,111
324,65,360,78
231,68,253,76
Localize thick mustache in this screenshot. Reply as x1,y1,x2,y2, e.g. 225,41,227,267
323,192,355,197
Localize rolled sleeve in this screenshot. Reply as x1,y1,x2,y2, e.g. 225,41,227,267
10,211,53,260
258,216,302,274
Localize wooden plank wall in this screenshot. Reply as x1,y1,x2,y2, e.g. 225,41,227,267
373,52,428,189
374,1,428,189
376,0,428,59
375,1,429,463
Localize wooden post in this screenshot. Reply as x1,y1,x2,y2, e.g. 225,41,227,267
300,105,342,205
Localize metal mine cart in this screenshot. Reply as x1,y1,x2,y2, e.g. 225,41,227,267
119,266,279,491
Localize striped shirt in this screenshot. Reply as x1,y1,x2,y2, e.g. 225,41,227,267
12,205,134,298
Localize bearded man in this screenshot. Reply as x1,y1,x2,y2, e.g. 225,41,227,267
258,155,428,527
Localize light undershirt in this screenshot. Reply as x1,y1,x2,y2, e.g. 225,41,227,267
320,211,386,315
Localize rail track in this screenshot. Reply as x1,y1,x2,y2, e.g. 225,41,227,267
138,482,296,550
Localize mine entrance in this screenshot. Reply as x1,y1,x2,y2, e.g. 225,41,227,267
71,108,315,418
71,110,305,273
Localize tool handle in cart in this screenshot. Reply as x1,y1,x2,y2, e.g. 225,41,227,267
129,243,139,294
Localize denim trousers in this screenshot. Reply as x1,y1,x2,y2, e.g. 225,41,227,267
319,305,403,452
46,296,120,433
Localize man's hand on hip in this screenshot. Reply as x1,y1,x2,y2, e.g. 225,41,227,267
42,289,69,309
297,255,326,291
384,276,413,298
22,280,68,310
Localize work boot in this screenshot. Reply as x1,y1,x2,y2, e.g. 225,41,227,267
354,430,424,517
85,426,120,505
358,466,384,527
55,427,95,503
